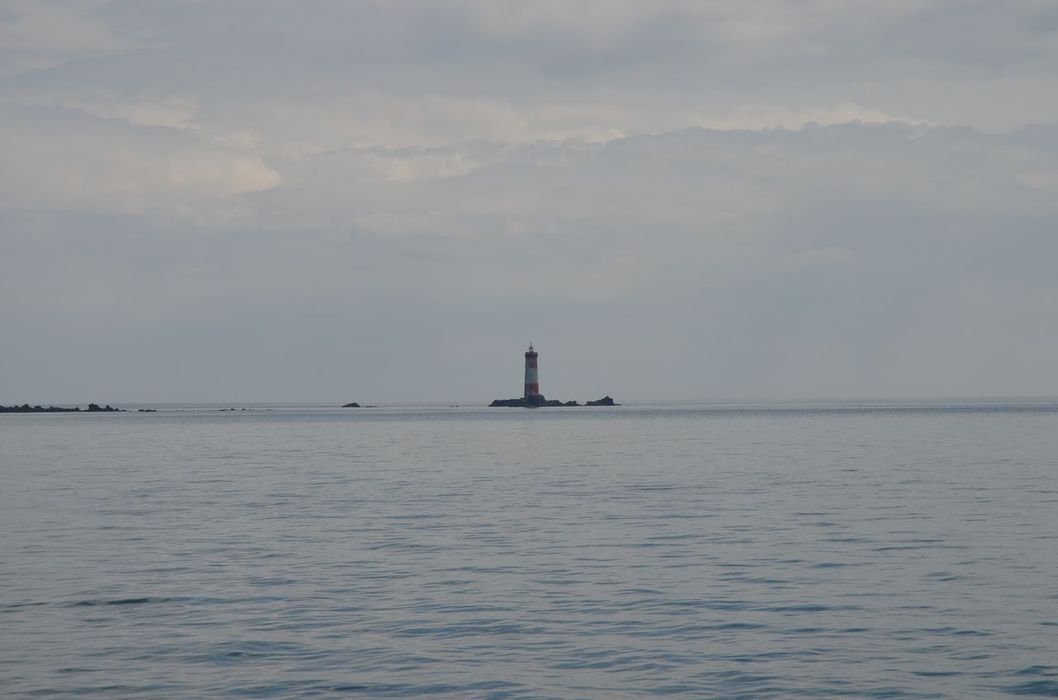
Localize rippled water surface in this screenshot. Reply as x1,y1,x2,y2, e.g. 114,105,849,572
2,401,1057,698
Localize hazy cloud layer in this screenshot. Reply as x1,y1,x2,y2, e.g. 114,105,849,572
2,1,1057,402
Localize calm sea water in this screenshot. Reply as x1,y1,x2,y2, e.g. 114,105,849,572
2,400,1057,698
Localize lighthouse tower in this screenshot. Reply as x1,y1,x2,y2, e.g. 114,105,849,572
524,343,540,399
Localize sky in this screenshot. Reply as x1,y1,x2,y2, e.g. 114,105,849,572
2,0,1057,403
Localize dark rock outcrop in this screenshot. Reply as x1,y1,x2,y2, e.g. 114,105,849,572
489,394,616,407
490,393,564,407
490,397,532,407
1,403,124,413
342,402,361,408
1,404,77,413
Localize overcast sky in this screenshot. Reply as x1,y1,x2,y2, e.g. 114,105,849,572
2,0,1057,403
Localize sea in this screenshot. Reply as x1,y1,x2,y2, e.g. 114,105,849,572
2,399,1057,698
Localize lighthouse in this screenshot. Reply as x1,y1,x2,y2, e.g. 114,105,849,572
524,343,540,399
489,343,617,407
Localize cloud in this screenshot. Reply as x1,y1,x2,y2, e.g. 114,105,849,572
4,120,1056,400
0,104,279,213
0,0,153,78
18,90,201,130
4,0,1056,138
1,2,1057,401
0,0,123,54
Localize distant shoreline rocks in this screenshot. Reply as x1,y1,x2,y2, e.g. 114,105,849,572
0,403,124,413
342,402,361,408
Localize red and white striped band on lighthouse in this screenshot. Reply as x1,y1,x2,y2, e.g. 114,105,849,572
524,343,539,399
